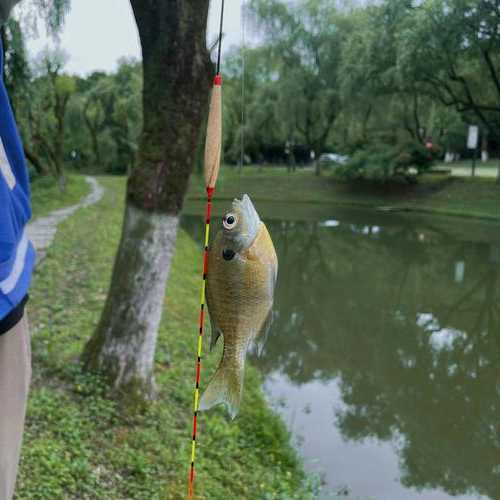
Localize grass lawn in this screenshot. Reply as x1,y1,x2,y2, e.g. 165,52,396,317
30,174,91,218
187,166,500,221
19,176,317,499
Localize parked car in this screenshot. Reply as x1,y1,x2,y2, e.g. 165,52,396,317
319,153,349,168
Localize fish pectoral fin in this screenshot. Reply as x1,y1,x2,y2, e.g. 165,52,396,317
254,307,274,358
260,306,274,339
199,355,244,420
209,319,222,352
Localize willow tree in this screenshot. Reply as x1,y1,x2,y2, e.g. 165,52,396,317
83,1,212,403
2,0,70,175
250,0,347,175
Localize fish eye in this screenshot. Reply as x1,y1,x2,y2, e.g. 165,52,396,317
223,213,237,230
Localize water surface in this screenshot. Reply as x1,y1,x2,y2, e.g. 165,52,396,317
182,201,500,500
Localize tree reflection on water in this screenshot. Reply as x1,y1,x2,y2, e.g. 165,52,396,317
182,211,500,500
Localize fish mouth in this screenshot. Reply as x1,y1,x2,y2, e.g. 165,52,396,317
228,194,261,249
232,194,260,224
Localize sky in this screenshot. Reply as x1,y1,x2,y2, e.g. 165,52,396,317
21,0,243,75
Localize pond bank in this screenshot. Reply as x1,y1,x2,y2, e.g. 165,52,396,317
187,167,500,222
20,176,317,499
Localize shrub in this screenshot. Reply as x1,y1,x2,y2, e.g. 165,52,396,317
393,140,438,172
335,140,436,183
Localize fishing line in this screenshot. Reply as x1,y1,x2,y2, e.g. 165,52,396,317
216,0,225,75
187,1,225,499
239,0,246,194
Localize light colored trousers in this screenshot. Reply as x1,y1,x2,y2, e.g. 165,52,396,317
0,316,31,500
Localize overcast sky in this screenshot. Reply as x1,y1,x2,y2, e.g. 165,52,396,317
21,0,243,75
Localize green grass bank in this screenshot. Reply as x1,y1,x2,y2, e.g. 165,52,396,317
20,176,317,499
188,166,500,221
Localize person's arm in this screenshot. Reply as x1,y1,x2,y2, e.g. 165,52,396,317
0,0,21,24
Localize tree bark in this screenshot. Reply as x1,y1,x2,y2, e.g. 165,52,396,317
361,105,372,142
314,149,321,176
83,0,211,404
83,205,179,402
481,131,489,163
24,146,48,175
83,101,102,167
127,0,211,213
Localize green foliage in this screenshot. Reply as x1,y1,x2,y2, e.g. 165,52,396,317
71,59,142,174
396,0,500,137
2,5,142,180
222,0,353,170
394,141,440,171
335,147,397,183
8,41,142,177
10,0,498,184
22,49,75,182
2,18,31,99
221,0,500,172
35,0,71,34
19,176,319,499
7,0,499,187
17,0,70,37
336,141,436,183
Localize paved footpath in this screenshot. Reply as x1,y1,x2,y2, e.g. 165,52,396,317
449,165,499,178
27,176,104,263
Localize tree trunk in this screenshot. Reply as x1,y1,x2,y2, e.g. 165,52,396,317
84,113,102,167
24,146,48,175
54,138,66,192
91,129,101,167
54,92,69,191
315,157,321,176
314,147,322,176
361,105,372,142
83,205,179,402
83,0,211,404
481,132,488,163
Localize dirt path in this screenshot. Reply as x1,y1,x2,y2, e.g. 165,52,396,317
27,176,104,263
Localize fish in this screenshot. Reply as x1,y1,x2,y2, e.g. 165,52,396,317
199,194,278,419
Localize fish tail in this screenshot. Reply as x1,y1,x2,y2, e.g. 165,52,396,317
199,352,244,420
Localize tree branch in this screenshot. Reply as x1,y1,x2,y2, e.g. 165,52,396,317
481,48,500,101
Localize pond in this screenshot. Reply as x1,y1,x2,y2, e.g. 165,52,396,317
182,200,500,500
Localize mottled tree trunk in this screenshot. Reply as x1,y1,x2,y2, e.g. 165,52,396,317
84,206,179,402
24,146,48,176
83,0,211,403
83,110,101,167
314,147,322,176
481,132,489,163
51,70,71,191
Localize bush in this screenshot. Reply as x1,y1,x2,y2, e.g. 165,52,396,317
393,140,440,171
335,141,437,183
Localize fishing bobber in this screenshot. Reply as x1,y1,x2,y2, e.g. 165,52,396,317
204,74,222,194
